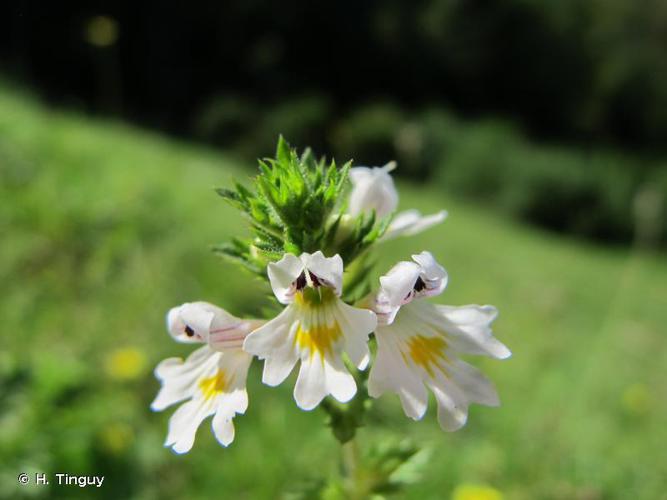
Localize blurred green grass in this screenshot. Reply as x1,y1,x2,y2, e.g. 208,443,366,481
1,84,665,500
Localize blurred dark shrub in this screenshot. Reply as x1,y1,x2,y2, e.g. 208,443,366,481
251,95,331,158
331,103,404,167
640,168,667,247
193,94,258,150
431,113,665,246
331,103,461,180
193,94,331,160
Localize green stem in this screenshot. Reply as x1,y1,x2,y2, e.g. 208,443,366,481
319,368,373,497
342,437,365,499
342,438,359,479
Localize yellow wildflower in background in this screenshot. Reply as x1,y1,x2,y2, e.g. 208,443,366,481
98,422,134,455
622,383,652,416
452,484,504,500
84,16,119,47
104,347,147,381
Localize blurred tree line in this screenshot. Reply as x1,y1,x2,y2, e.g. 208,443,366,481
1,0,665,247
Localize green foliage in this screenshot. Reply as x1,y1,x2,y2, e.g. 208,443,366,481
214,136,390,276
287,439,426,499
320,368,372,445
362,439,426,494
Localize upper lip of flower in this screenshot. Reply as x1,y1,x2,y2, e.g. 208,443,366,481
268,251,344,304
374,251,448,325
166,301,262,351
348,162,399,219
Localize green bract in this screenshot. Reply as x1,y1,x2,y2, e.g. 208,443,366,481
214,136,391,276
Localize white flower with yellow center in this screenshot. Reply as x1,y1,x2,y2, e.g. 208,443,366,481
348,162,447,239
368,252,511,431
152,302,261,453
243,251,377,410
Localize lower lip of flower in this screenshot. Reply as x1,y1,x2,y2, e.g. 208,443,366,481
293,288,341,360
402,335,449,378
295,321,342,359
199,370,232,400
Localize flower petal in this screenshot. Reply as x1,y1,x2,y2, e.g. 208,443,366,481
428,378,469,432
154,345,252,452
323,356,357,403
268,253,305,304
151,346,219,411
431,304,510,359
216,350,252,414
211,411,235,447
243,307,295,355
348,163,399,218
427,357,498,432
335,300,376,369
210,350,252,446
293,344,359,410
165,398,217,454
166,303,209,343
290,295,374,409
262,346,299,386
374,252,449,324
448,358,499,407
383,209,447,240
243,306,300,387
379,261,421,306
368,329,429,420
376,261,421,323
302,251,343,296
293,353,358,410
293,355,328,410
412,251,448,296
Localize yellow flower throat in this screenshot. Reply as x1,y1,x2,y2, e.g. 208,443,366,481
294,288,342,360
199,370,231,400
404,335,448,378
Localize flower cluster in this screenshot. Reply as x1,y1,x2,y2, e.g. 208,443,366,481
152,139,510,454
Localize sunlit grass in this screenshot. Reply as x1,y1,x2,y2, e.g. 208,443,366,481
1,83,665,499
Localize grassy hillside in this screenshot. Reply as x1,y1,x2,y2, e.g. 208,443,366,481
1,84,665,500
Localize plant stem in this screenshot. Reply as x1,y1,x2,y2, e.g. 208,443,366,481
342,437,366,500
342,438,360,479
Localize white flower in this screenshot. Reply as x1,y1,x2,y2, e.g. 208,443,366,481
348,163,447,239
348,162,400,219
368,252,510,431
152,302,260,453
243,251,377,410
